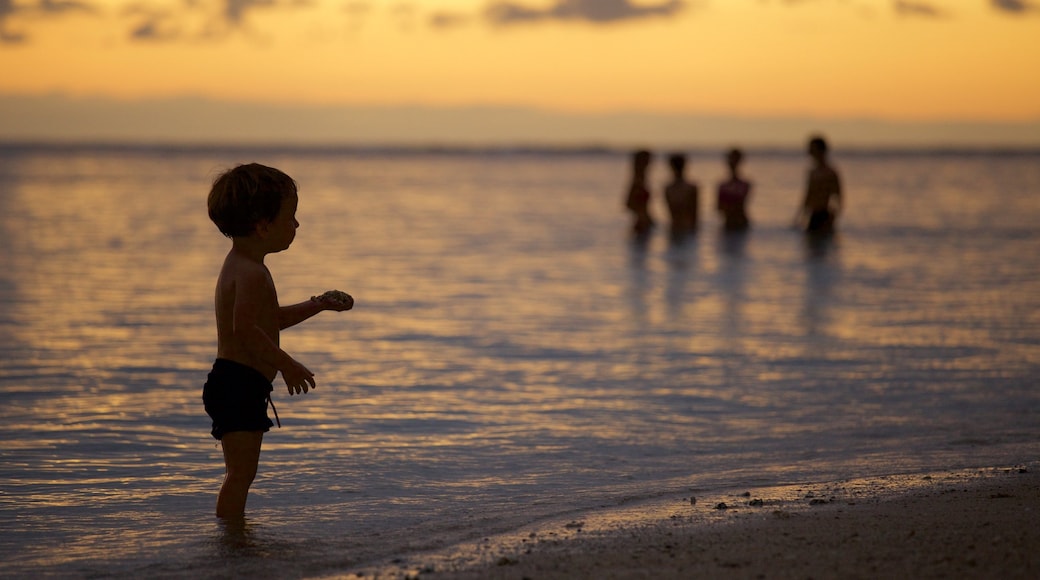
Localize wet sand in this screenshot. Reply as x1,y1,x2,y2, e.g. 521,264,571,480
346,463,1039,579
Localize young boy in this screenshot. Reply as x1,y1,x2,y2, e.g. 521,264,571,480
204,163,353,519
796,136,843,234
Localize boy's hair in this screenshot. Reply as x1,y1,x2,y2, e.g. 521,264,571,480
668,153,686,174
808,135,829,154
208,163,298,238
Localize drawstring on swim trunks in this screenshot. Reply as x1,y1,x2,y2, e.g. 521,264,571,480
267,394,281,428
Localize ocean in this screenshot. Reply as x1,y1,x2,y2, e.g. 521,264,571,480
1,143,1038,578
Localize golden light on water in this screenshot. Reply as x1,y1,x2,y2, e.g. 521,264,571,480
2,147,1040,576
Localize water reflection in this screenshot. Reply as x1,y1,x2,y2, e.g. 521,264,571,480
801,233,841,338
717,231,749,336
625,235,652,323
718,229,749,259
664,235,697,320
215,517,262,555
3,148,1040,579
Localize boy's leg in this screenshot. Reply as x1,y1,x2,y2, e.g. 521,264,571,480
216,430,264,519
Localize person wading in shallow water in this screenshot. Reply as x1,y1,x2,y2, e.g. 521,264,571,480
625,149,655,237
664,152,699,238
795,135,843,235
203,163,354,519
716,147,752,232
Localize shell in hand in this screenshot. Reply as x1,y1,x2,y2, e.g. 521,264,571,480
312,289,354,308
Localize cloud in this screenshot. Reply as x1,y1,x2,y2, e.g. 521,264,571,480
429,10,469,29
0,0,23,44
1,0,96,43
129,19,170,41
991,0,1039,13
485,0,686,26
894,0,946,18
223,0,275,26
123,4,181,42
127,0,314,42
39,0,95,13
0,0,366,46
124,0,310,43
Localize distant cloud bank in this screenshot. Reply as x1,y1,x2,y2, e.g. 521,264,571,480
2,0,1039,46
484,0,686,26
2,94,1038,148
894,1,947,18
992,0,1040,14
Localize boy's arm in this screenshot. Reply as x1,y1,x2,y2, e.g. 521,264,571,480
793,174,811,226
278,299,327,330
831,170,843,216
803,168,818,209
279,291,354,330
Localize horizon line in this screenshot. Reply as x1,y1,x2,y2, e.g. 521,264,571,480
3,139,1039,157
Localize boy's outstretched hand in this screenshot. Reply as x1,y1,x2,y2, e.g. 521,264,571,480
311,289,355,312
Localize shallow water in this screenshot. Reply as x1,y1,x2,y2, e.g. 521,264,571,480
1,145,1038,577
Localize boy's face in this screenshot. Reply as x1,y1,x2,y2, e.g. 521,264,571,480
263,194,299,252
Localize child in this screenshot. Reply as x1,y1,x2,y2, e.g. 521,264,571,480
203,163,354,519
664,153,698,236
716,148,751,231
624,149,655,236
795,136,843,234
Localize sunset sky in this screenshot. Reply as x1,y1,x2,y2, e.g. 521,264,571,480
2,0,1039,146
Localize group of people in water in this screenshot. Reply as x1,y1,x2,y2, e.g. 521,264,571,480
624,135,843,238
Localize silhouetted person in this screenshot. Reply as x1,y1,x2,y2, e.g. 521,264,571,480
663,153,698,237
795,136,842,235
716,148,751,231
204,163,354,519
624,149,654,236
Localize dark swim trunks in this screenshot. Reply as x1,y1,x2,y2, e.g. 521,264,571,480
203,358,276,440
806,209,834,233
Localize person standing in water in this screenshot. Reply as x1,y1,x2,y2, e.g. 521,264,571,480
664,153,699,237
624,149,654,236
716,148,751,231
203,163,354,520
795,135,843,235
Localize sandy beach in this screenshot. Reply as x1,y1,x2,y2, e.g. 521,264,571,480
345,463,1040,579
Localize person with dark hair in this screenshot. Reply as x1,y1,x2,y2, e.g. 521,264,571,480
664,153,698,236
624,149,655,236
204,163,354,519
717,148,751,231
795,136,843,234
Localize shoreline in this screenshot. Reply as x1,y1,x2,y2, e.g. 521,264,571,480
333,463,1039,579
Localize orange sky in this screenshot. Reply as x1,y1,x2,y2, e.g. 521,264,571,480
1,1,1039,144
